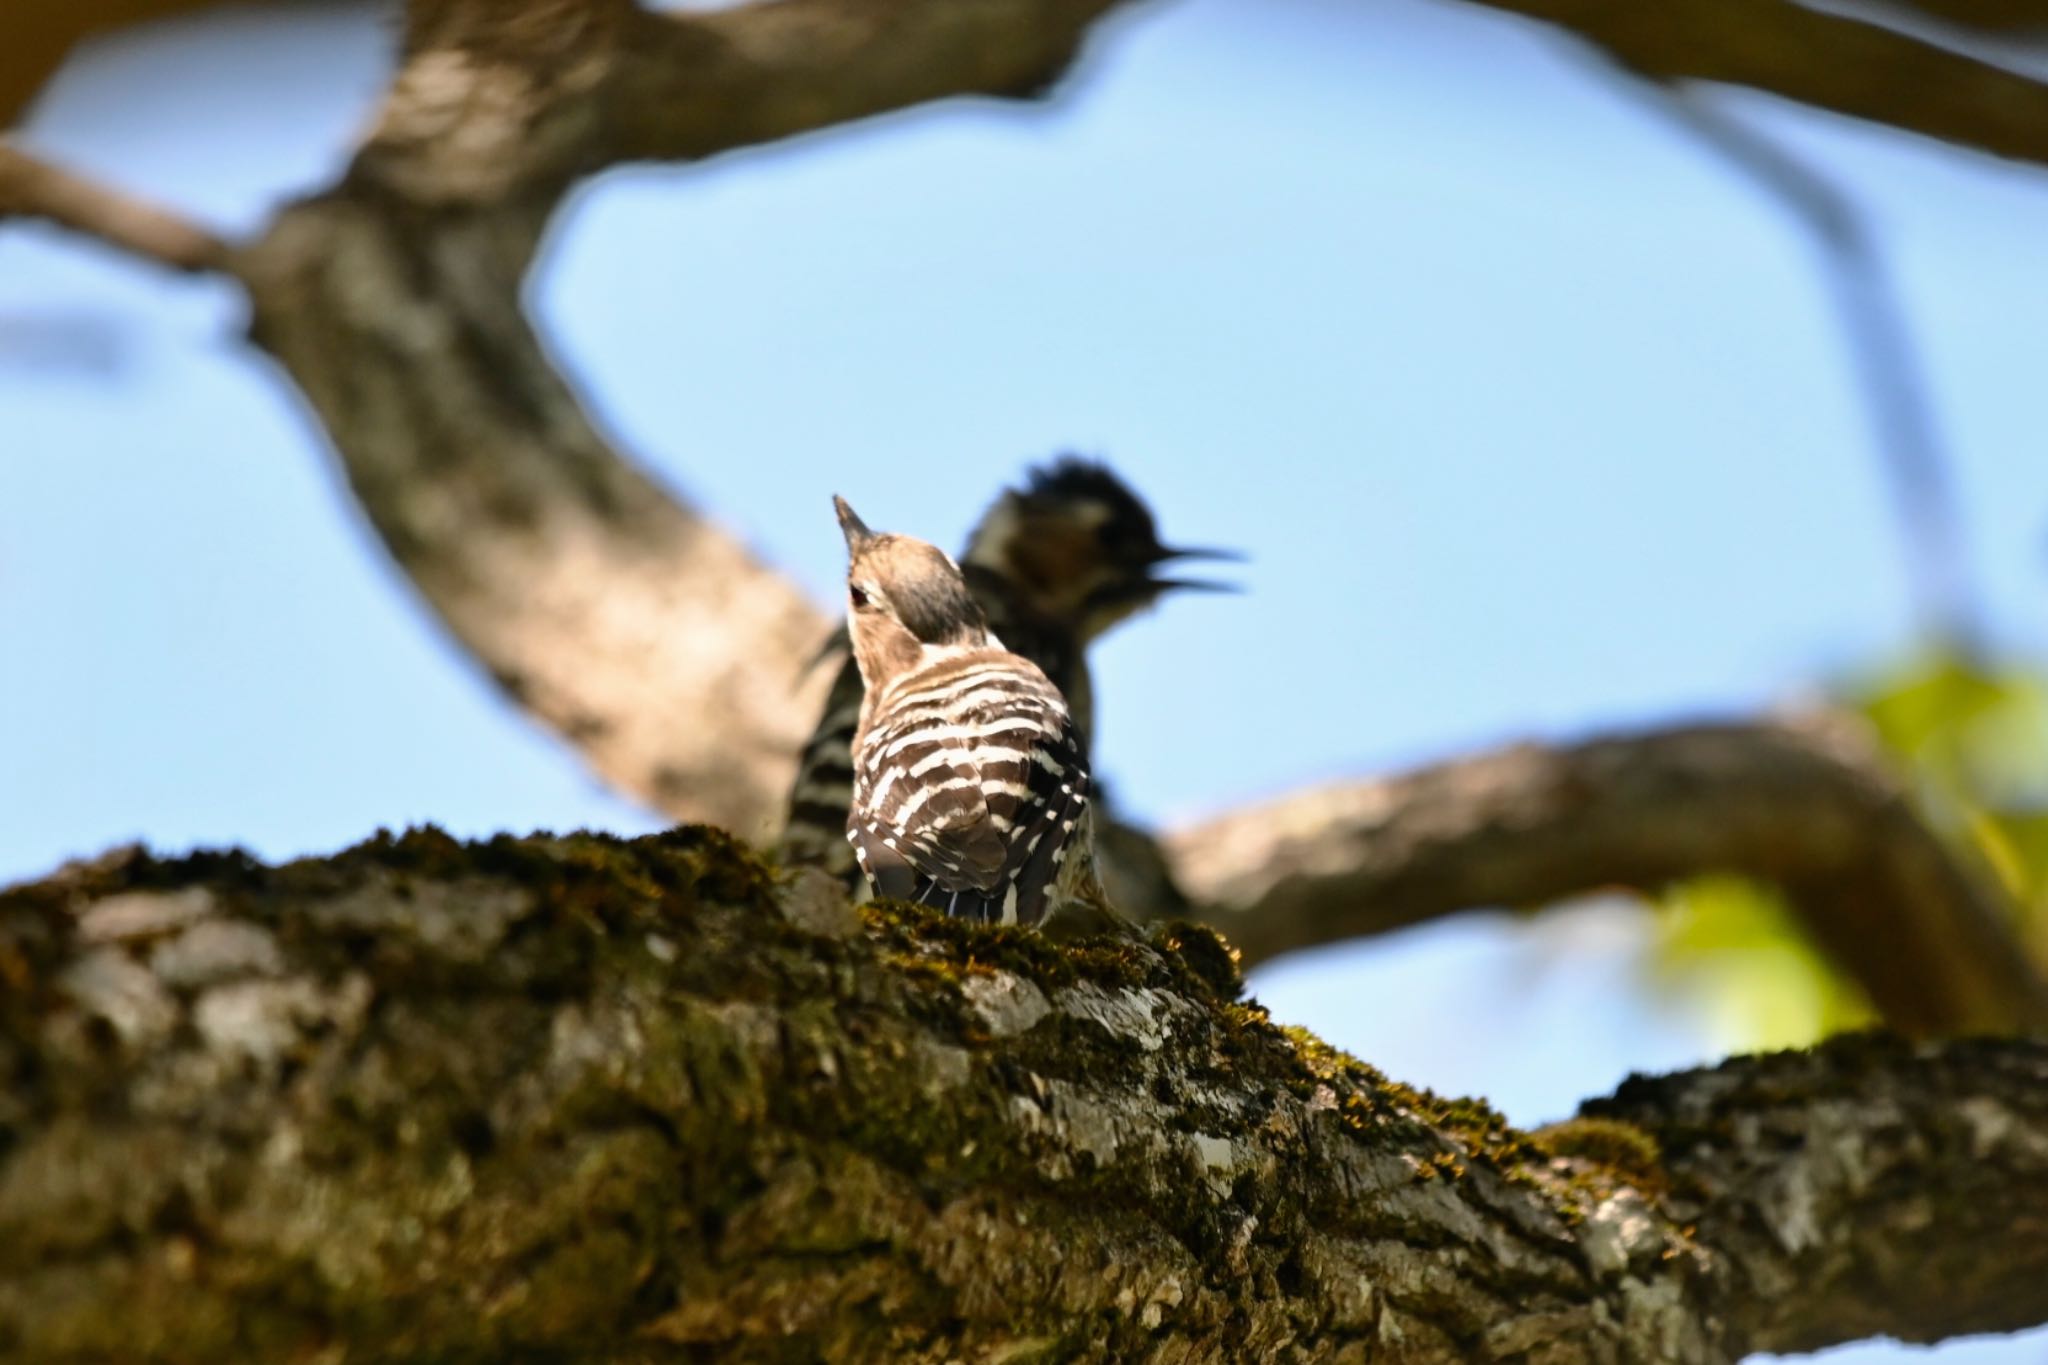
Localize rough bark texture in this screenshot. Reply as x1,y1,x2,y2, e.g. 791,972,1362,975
12,8,2048,1355
2,831,2045,1363
1588,1039,2048,1354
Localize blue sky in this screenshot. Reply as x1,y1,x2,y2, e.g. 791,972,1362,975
4,3,2046,1356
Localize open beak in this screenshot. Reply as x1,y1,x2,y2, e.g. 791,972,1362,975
1146,543,1243,594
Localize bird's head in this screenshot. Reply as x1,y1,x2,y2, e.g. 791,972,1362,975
963,457,1237,642
835,495,991,687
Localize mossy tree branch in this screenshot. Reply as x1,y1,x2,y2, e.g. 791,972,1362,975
2,831,2045,1361
1589,1037,2048,1353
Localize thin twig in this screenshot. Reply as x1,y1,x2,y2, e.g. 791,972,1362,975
0,142,230,275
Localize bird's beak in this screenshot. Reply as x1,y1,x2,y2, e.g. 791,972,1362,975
1155,544,1244,565
1147,543,1243,594
833,494,875,553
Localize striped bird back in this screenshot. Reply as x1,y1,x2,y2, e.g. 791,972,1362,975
848,647,1090,925
780,564,1093,882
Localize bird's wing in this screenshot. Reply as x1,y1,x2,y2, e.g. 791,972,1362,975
849,670,1090,924
850,718,1008,897
973,693,1090,925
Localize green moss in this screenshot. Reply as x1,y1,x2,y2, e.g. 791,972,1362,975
464,824,780,929
861,900,1080,990
1253,1021,1571,1190
1528,1117,1665,1186
883,951,982,990
859,899,1236,1008
505,1128,678,1336
1149,920,1244,1000
348,824,469,876
1218,1001,1267,1030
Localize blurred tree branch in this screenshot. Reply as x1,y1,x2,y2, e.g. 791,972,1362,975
4,833,2047,1361
0,144,227,271
1171,715,2048,1035
18,0,2048,171
1469,0,2048,170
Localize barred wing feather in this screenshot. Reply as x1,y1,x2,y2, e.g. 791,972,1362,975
848,659,1089,925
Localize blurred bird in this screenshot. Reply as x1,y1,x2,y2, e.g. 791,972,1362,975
833,496,1103,925
779,458,1235,888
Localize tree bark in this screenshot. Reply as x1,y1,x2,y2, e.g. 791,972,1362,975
2,832,2045,1362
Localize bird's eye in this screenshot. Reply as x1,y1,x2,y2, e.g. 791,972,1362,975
849,585,870,609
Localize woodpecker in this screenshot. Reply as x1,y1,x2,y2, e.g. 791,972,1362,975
780,458,1233,883
833,496,1102,925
